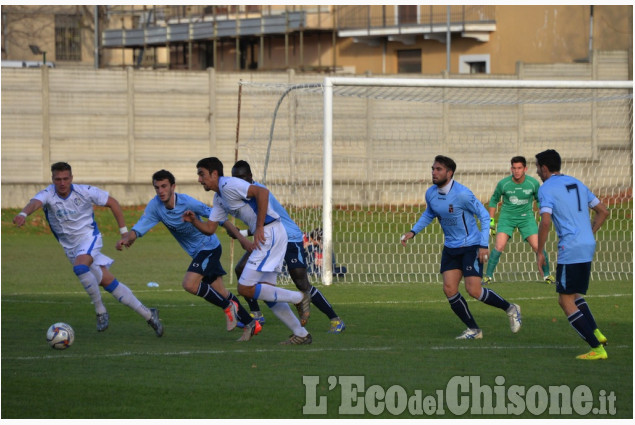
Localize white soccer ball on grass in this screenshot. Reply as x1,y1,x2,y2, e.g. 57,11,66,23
46,322,75,350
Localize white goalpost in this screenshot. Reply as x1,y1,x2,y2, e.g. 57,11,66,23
236,77,633,286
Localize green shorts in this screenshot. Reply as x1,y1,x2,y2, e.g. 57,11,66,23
496,214,538,240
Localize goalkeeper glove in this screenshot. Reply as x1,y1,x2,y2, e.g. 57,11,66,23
489,217,496,236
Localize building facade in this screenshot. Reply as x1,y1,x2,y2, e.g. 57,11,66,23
2,5,632,77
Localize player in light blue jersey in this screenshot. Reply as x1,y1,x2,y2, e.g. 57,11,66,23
535,149,610,360
116,170,261,341
184,157,312,345
229,160,345,334
13,162,163,336
400,155,522,340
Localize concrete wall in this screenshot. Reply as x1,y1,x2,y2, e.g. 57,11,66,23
2,50,631,209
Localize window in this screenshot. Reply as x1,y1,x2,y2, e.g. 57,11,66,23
397,49,421,73
55,14,81,61
459,54,490,74
397,5,418,25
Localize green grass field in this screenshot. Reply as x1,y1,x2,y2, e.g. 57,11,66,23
1,208,632,419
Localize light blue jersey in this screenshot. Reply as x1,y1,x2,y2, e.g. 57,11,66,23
537,174,599,264
254,181,304,243
132,193,220,258
412,180,489,249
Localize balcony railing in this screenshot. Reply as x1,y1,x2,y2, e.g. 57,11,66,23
336,5,496,31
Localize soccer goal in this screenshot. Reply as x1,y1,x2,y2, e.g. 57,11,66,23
235,77,633,285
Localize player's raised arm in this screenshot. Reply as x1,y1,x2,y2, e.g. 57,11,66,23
13,199,43,227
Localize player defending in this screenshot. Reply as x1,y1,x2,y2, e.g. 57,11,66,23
229,160,345,334
535,149,610,360
116,169,261,341
12,162,163,336
184,157,312,345
400,155,521,340
484,156,555,285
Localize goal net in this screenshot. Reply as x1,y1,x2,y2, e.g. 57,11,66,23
235,77,633,285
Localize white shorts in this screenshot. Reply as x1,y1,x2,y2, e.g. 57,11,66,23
63,234,114,268
239,221,287,286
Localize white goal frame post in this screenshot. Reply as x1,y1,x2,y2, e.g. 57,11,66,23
236,77,633,286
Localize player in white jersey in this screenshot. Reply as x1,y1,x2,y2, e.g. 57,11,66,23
183,157,312,345
229,160,345,334
12,162,163,336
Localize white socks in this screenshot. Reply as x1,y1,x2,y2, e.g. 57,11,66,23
105,280,151,321
74,267,107,315
255,283,303,304
267,302,309,337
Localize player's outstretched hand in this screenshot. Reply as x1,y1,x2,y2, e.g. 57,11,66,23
182,210,196,223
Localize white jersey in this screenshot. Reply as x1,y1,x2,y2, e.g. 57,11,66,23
209,176,280,232
33,184,110,251
208,176,287,277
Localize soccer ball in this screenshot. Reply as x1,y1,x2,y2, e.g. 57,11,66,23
46,322,75,350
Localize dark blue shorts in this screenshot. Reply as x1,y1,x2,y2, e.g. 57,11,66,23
555,262,592,295
187,246,226,284
285,241,308,270
440,245,483,278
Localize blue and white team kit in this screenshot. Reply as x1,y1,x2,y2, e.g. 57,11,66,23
209,176,288,282
33,184,114,267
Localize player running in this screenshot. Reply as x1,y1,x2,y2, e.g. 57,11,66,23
13,162,163,336
116,169,261,341
184,157,312,345
229,160,345,334
400,155,522,340
535,149,610,360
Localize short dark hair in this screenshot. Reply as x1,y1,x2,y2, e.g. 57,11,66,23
196,157,224,177
232,160,253,182
535,149,561,172
510,156,526,167
51,162,72,174
434,155,456,174
152,169,175,185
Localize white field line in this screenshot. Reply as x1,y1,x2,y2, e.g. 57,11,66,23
2,291,632,308
5,343,630,362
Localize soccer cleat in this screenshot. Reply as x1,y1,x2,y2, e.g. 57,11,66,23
576,345,608,360
456,328,483,340
236,311,265,329
506,303,522,333
280,333,313,345
544,275,556,285
252,311,265,325
236,320,262,342
96,312,109,332
295,291,311,326
224,300,239,331
328,317,346,334
594,328,608,346
147,308,164,337
482,276,492,286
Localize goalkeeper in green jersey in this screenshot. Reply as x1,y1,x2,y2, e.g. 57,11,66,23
483,156,555,285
